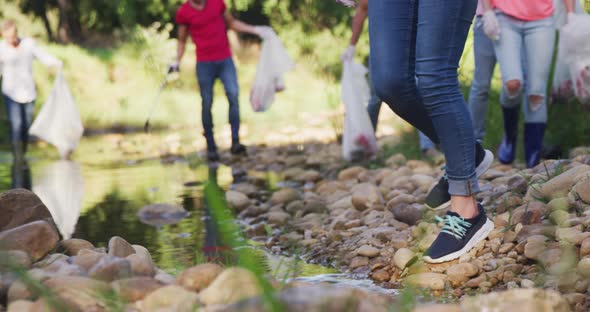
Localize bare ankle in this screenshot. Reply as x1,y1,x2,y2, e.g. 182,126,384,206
450,195,478,218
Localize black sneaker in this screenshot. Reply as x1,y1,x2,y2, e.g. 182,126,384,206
423,204,494,263
425,143,494,210
207,150,220,162
230,143,247,156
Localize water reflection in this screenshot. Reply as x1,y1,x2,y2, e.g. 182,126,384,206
33,161,84,239
11,160,31,190
202,165,229,262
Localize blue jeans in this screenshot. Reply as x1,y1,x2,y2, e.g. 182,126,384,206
196,58,241,151
369,0,478,196
3,94,34,152
469,17,537,141
494,12,555,124
367,68,435,151
468,17,498,141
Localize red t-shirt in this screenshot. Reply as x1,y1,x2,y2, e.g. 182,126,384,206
176,0,232,62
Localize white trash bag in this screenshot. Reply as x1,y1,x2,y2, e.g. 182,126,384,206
29,71,84,158
551,0,585,103
558,12,590,106
250,30,295,112
341,61,377,161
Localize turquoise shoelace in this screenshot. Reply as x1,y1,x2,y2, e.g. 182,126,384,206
435,214,472,240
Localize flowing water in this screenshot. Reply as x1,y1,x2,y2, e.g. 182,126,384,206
0,131,396,296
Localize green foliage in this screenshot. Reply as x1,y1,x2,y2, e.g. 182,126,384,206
204,178,283,311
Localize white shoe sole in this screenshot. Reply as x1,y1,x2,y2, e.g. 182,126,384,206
427,149,494,211
475,150,494,177
423,218,494,264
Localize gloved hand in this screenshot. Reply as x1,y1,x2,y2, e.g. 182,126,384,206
168,61,180,73
341,45,355,63
254,26,274,40
482,10,500,41
336,0,356,7
53,60,63,70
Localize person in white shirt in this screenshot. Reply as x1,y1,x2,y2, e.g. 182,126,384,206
0,19,62,162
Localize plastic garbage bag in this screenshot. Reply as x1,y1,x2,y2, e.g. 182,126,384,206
341,61,377,161
30,71,84,158
553,2,590,105
250,30,295,112
33,161,84,239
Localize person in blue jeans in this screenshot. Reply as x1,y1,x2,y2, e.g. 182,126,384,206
171,0,272,162
0,20,62,164
366,0,496,263
481,0,575,168
469,11,529,166
341,0,442,161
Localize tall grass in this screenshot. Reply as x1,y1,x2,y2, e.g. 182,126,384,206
204,174,283,311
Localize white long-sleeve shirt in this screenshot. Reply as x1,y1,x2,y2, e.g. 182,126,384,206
0,38,61,103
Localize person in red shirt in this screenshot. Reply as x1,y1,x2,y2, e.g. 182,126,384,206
170,0,271,162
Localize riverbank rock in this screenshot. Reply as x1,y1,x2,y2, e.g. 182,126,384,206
338,166,366,181
108,236,136,258
351,183,383,211
391,203,425,226
271,188,300,205
177,263,224,292
211,284,392,312
577,257,590,278
446,263,479,285
88,256,132,281
7,300,34,312
43,276,112,311
461,289,570,312
58,239,94,256
225,191,251,211
0,220,59,262
112,277,163,302
72,249,106,271
414,304,461,312
139,285,199,312
394,248,415,270
127,253,156,277
406,273,447,291
199,267,262,305
268,211,291,226
573,180,590,204
526,165,590,201
0,189,53,232
0,250,32,270
356,245,380,258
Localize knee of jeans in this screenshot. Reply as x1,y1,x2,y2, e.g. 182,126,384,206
471,80,491,95
505,80,522,98
9,118,22,132
528,94,544,106
201,96,213,110
372,74,414,104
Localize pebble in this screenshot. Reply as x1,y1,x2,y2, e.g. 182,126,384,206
393,248,415,270
356,245,380,258
406,272,447,291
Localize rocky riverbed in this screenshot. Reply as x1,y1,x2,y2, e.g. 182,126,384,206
224,144,590,311
1,142,590,311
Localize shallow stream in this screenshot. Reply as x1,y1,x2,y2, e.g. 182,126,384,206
0,131,396,297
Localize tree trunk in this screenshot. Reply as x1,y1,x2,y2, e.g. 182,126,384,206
40,10,54,42
56,0,81,43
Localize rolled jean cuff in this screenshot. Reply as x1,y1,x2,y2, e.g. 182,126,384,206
448,175,480,196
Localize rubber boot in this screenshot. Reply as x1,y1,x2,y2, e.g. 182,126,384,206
524,123,546,168
204,134,219,162
497,106,519,164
